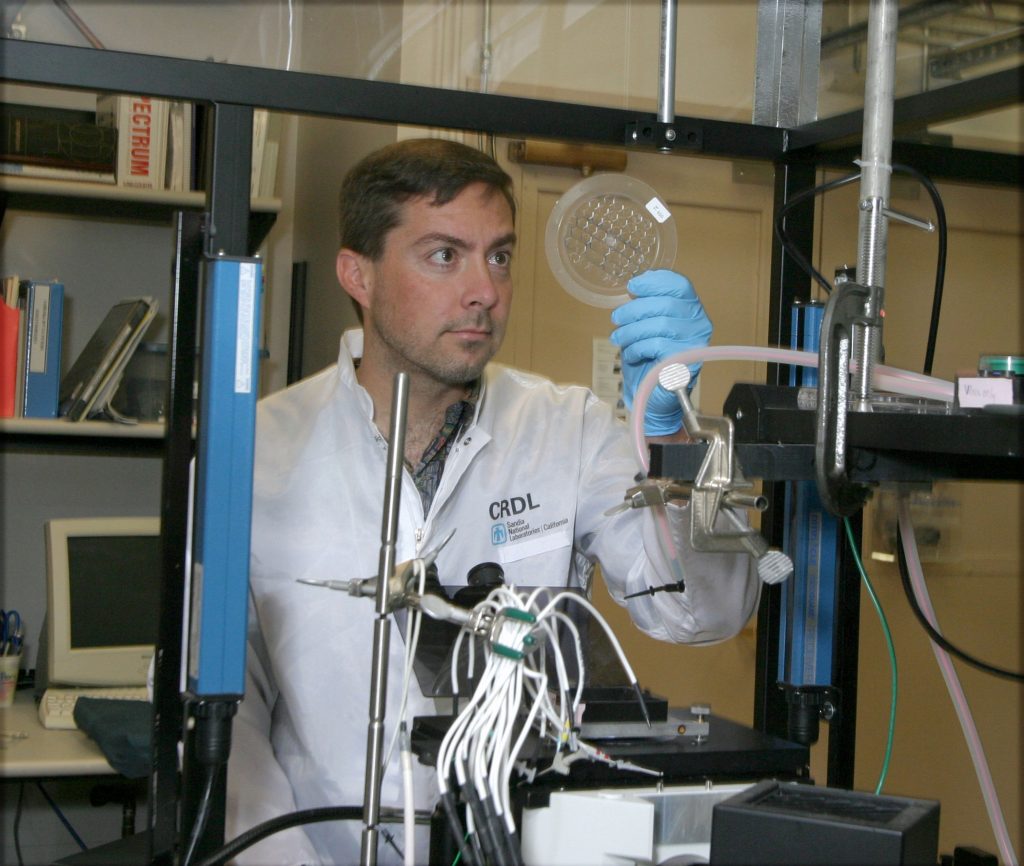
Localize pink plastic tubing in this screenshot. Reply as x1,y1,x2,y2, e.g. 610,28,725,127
898,499,1017,866
630,346,956,474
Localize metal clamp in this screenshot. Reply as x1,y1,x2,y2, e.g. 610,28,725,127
658,364,793,585
605,478,691,516
815,282,873,516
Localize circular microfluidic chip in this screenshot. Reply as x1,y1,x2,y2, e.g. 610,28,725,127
545,173,677,308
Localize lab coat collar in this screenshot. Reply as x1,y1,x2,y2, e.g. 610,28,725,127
338,327,494,439
337,329,373,420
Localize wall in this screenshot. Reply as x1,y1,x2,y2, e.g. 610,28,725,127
287,2,406,377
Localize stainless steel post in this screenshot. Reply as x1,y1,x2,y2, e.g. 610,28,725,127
853,0,898,403
360,372,409,866
658,0,678,127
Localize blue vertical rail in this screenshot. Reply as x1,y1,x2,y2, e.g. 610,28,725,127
779,300,839,688
188,256,263,698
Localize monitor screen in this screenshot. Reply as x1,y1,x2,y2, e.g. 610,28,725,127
45,517,161,686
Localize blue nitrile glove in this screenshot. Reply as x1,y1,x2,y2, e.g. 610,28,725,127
609,269,713,436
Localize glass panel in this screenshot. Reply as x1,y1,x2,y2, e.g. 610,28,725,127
3,0,761,123
818,0,1023,153
3,1,1018,150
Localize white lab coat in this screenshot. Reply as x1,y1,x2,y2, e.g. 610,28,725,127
226,330,759,865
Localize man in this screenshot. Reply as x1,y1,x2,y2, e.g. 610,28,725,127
227,138,759,864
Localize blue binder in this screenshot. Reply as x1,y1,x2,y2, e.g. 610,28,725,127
22,280,64,418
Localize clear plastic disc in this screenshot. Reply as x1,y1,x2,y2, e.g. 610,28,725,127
545,173,677,308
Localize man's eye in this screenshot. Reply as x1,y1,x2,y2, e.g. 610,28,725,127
490,250,512,267
430,248,457,265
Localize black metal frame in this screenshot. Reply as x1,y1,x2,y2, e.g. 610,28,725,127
3,34,1020,864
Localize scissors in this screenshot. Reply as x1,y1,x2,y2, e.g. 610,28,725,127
1,609,22,656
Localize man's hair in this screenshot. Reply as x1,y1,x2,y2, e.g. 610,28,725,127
339,138,516,261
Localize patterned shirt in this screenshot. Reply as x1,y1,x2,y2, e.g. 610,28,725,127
410,380,480,514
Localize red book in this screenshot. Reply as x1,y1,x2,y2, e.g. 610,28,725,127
0,298,21,417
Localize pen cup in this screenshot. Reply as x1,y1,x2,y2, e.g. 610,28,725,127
0,654,21,708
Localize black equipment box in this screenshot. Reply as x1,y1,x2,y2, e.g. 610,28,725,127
710,779,940,865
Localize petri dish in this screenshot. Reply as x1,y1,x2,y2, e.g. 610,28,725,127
545,172,677,308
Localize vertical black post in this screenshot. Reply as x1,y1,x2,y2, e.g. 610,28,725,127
203,103,253,259
146,210,205,865
755,158,863,791
177,101,254,865
754,159,818,740
287,261,307,386
827,510,862,788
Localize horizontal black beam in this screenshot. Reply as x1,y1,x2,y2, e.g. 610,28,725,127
1,38,786,161
787,65,1023,152
0,190,279,251
650,441,1022,483
807,139,1024,187
657,383,1024,484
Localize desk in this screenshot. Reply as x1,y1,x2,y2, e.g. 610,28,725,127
1,691,114,778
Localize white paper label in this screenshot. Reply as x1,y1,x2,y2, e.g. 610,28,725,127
645,196,671,224
957,376,1013,408
235,263,257,393
29,284,50,373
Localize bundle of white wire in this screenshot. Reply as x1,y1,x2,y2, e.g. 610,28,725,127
395,584,650,866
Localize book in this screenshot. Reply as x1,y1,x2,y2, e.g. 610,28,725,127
0,160,115,184
248,110,283,198
12,282,27,417
257,113,283,198
0,277,20,418
96,95,169,190
258,138,280,198
21,280,64,418
59,296,158,422
165,100,194,192
0,103,116,173
250,108,269,198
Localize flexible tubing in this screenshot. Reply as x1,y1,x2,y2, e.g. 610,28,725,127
630,346,955,474
898,498,1018,866
400,734,415,866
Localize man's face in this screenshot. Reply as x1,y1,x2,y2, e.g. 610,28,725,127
355,182,516,387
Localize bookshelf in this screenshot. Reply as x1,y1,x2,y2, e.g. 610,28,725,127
0,175,281,249
0,173,274,693
0,416,163,436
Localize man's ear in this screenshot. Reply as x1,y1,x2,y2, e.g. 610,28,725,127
337,248,372,312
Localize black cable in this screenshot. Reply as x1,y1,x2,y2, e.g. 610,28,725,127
14,781,25,866
441,789,477,866
774,171,861,295
180,765,216,866
463,782,499,866
36,781,86,850
777,164,948,374
474,790,508,866
192,806,363,866
454,754,488,866
483,794,515,866
891,163,948,376
896,523,1024,682
507,828,525,866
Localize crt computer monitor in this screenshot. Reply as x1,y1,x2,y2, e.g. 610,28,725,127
44,516,162,687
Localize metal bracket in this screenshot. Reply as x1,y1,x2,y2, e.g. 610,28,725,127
655,363,793,585
625,118,703,152
779,683,841,746
815,281,873,516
